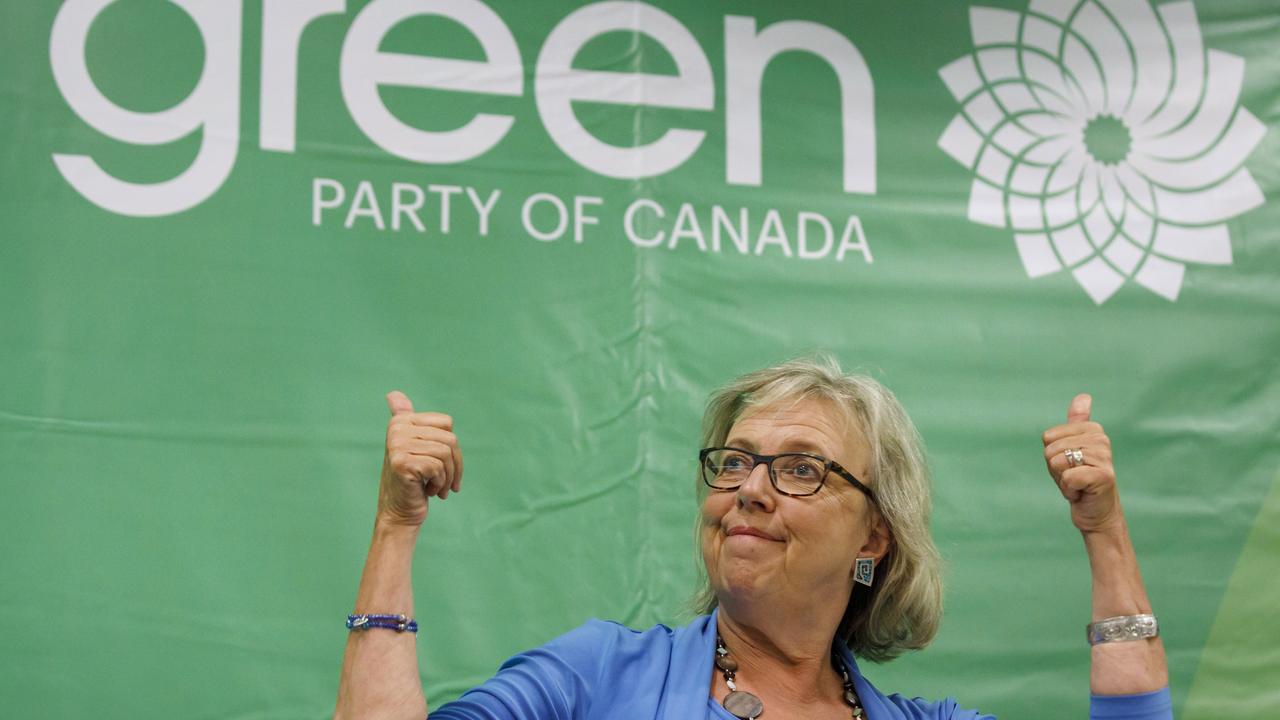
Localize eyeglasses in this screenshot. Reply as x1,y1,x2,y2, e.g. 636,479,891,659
699,447,874,500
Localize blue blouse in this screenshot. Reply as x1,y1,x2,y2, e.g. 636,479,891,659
431,610,1172,719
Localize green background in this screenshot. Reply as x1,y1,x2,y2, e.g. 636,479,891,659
1,1,1276,717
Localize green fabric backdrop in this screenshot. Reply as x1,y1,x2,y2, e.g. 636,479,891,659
2,1,1276,717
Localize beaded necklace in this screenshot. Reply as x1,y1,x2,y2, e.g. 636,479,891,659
715,635,866,719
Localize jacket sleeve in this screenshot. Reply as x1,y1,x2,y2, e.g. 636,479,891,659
1089,688,1173,719
429,621,616,720
891,687,1172,719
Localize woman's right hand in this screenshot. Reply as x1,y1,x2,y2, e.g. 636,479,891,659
377,391,463,527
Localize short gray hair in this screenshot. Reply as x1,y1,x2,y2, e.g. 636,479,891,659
691,355,942,662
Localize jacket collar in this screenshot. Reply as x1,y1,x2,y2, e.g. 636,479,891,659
671,608,901,719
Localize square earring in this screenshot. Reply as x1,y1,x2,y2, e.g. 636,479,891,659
854,557,875,587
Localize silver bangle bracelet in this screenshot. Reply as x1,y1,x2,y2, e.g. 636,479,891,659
1087,614,1159,645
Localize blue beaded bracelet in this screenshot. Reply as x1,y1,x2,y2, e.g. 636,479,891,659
346,613,419,633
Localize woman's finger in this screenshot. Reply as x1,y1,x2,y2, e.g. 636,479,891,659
389,425,456,464
1044,446,1113,487
407,412,454,430
389,427,456,462
386,391,414,417
1042,420,1104,445
1044,433,1112,465
1067,393,1092,423
424,467,450,498
1056,465,1115,500
392,453,443,487
1046,447,1112,479
1044,430,1111,454
450,432,464,493
400,440,455,487
404,426,457,448
407,425,462,492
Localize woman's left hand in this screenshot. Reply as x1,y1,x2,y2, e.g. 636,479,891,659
1042,394,1123,535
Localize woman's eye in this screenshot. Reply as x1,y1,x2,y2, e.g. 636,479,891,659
788,459,823,477
722,454,750,470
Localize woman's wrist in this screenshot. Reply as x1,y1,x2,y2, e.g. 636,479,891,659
1080,518,1133,566
373,512,424,539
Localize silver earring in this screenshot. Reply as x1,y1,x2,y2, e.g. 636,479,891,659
854,557,875,587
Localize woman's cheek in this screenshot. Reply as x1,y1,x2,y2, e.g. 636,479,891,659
700,494,729,525
700,528,723,587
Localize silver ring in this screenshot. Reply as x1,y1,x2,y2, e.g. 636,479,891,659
1064,447,1085,468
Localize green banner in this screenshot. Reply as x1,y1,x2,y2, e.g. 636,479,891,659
2,1,1276,717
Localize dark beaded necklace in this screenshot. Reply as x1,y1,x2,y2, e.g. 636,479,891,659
715,635,866,719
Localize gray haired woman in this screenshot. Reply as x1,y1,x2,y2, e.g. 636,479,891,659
334,356,1171,719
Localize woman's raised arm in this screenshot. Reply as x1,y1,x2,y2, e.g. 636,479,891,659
1042,394,1168,696
334,391,463,720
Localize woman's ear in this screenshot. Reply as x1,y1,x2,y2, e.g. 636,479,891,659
857,513,892,562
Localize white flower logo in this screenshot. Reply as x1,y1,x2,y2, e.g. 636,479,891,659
938,0,1266,304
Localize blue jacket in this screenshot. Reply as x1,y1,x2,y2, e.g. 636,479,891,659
432,609,1172,719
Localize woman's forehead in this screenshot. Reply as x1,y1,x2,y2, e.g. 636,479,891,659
728,396,863,452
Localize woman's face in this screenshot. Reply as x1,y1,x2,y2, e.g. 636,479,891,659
700,397,888,614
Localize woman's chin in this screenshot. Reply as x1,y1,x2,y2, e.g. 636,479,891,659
714,557,778,599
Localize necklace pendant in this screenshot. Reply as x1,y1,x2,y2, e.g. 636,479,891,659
723,689,764,719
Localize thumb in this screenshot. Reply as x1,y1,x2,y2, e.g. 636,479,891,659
1067,393,1092,423
386,390,414,417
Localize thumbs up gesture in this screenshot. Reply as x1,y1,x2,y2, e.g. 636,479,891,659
1041,394,1122,534
378,391,463,527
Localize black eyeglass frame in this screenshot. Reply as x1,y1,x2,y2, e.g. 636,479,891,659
698,446,875,501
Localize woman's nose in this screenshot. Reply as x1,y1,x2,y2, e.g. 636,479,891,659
736,462,775,511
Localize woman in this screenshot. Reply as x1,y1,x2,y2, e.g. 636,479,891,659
334,357,1171,719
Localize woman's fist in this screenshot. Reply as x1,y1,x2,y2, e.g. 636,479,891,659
1042,394,1122,534
377,391,463,527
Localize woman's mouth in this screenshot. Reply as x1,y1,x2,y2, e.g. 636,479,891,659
727,525,781,541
